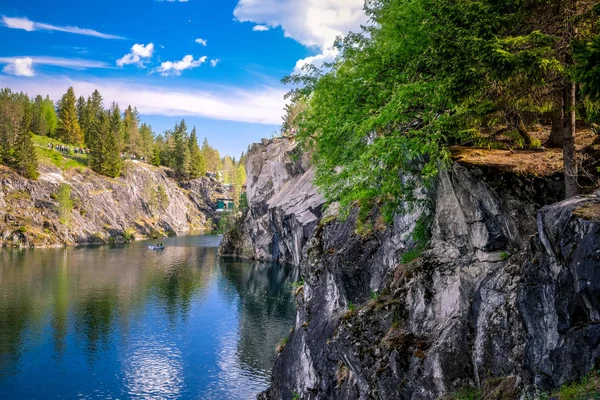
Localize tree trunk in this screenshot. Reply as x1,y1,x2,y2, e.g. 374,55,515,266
508,113,532,146
546,91,564,148
563,83,579,198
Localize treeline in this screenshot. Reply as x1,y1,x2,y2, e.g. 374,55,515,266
286,0,600,219
0,89,40,179
0,86,246,190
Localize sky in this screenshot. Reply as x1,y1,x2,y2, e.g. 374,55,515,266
0,0,367,157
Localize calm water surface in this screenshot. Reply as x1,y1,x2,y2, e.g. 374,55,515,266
0,235,298,399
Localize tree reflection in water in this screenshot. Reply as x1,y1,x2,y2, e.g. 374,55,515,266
0,236,297,399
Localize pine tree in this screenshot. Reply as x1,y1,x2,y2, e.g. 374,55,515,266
188,127,206,179
13,105,39,180
139,123,155,160
42,95,57,137
103,115,123,178
107,102,123,149
31,95,49,136
84,90,104,147
123,105,140,156
151,146,161,166
56,87,83,145
171,120,191,178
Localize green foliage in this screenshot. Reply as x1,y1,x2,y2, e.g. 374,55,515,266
122,228,136,242
401,247,424,265
575,36,600,102
88,111,122,178
157,185,169,210
554,370,600,400
285,0,599,217
530,138,542,149
56,87,84,145
238,192,249,210
500,252,511,261
451,387,483,400
170,120,191,179
188,127,206,179
54,184,74,225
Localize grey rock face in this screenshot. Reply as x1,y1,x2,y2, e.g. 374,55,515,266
0,162,224,247
226,138,598,399
219,138,325,264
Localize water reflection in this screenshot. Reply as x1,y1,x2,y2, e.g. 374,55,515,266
0,236,297,399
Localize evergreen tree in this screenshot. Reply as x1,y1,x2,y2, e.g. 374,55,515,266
139,123,155,160
42,95,57,137
123,105,140,156
103,114,123,178
171,120,191,178
201,137,222,172
31,95,49,136
87,110,121,177
151,146,161,166
188,127,206,179
56,87,83,145
108,102,123,148
13,103,39,179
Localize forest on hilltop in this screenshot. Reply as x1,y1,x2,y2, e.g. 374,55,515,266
0,87,246,201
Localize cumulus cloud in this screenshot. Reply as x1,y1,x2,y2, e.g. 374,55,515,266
117,43,155,67
210,59,220,67
195,38,207,46
2,58,35,77
0,75,286,125
252,25,269,31
155,55,207,76
234,0,367,71
1,15,124,39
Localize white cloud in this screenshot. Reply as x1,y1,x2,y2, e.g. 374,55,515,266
155,55,207,76
195,38,207,46
234,0,367,70
252,25,269,31
0,56,109,70
1,15,124,39
2,58,35,77
0,75,286,125
117,43,155,67
210,59,220,67
293,47,338,73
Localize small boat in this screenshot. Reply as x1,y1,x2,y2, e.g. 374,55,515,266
148,245,165,250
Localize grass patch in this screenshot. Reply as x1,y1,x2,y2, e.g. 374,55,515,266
33,134,88,171
401,246,425,264
554,370,600,400
276,336,288,354
573,203,600,221
5,190,31,201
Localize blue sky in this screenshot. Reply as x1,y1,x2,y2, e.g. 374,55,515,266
0,0,366,157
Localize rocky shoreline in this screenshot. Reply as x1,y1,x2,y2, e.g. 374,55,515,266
0,161,227,248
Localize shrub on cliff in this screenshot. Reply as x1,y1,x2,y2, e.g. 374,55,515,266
53,184,73,225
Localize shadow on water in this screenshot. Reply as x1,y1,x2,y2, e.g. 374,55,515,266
0,236,297,399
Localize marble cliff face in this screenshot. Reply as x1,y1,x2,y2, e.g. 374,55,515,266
221,137,600,400
0,162,226,247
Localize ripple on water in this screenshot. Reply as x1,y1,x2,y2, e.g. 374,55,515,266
123,339,184,400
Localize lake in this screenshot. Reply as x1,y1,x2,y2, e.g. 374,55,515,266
0,235,298,399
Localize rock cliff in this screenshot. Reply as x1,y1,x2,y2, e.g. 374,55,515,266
0,161,226,247
219,138,325,264
221,137,600,399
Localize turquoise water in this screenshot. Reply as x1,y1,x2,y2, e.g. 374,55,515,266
0,235,298,399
